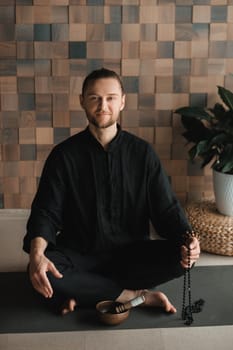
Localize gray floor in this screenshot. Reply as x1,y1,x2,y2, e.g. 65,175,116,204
1,252,233,350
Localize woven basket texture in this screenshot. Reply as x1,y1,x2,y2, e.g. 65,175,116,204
185,200,233,256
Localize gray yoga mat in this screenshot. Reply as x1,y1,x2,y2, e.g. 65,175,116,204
0,265,232,334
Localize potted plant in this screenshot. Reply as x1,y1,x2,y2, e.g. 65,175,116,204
175,85,233,216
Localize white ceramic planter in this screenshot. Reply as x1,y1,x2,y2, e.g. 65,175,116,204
213,169,233,216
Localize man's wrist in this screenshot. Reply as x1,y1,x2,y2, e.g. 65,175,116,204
30,248,44,257
30,237,48,257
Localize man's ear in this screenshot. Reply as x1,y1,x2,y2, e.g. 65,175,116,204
120,94,126,111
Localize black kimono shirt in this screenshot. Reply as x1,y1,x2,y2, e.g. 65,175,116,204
23,126,191,254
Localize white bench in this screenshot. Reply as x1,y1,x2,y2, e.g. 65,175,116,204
0,209,29,272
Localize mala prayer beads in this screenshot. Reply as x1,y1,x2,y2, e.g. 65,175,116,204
182,230,205,326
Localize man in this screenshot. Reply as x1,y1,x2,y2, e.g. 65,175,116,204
23,68,200,315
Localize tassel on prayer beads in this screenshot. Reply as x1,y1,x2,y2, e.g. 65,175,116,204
181,230,204,326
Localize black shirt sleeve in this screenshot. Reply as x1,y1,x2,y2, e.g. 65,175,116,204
146,145,191,244
23,146,67,253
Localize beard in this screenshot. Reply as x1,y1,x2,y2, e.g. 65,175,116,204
87,113,118,129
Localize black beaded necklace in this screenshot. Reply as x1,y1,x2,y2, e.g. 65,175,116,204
182,230,204,326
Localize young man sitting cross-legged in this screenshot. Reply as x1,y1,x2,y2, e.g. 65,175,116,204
23,68,200,316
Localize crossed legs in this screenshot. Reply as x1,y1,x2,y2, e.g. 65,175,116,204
44,240,184,314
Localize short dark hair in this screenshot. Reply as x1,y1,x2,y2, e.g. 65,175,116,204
81,68,125,96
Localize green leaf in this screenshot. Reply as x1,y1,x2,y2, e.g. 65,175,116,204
201,149,218,168
181,116,212,143
176,106,212,122
209,103,226,120
217,86,233,110
196,140,210,156
221,161,233,173
188,145,198,161
208,132,228,147
217,144,233,173
187,141,217,168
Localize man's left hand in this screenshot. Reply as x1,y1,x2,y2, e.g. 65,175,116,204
180,236,200,269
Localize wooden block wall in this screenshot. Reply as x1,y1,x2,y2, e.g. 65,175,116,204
1,1,233,209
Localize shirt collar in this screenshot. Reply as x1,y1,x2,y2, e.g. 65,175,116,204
84,124,122,152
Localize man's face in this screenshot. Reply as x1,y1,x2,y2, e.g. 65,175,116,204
80,78,125,129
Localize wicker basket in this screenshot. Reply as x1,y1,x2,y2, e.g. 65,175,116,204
185,200,233,256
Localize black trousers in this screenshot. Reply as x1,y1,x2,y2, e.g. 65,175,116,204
43,240,184,309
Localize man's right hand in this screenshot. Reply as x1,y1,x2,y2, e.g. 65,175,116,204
29,253,63,298
29,237,63,298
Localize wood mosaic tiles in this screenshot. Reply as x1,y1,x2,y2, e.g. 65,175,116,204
1,2,233,208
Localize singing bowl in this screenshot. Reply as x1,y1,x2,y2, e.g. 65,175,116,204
96,300,130,326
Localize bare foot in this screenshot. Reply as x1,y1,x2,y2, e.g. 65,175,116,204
116,289,176,313
142,290,177,313
61,298,77,315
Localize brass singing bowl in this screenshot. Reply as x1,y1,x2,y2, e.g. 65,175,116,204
96,300,130,326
